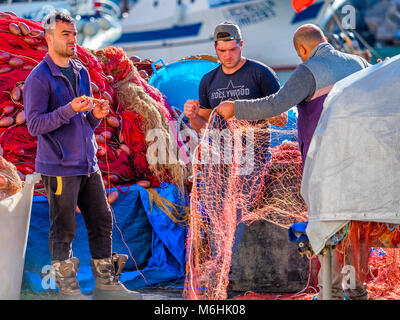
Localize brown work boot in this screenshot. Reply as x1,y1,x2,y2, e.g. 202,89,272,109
51,257,89,300
91,253,142,300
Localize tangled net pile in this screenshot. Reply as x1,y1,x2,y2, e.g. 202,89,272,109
183,109,400,300
183,113,308,300
0,13,188,203
335,222,400,300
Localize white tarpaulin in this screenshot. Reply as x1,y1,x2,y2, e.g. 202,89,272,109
0,173,40,299
301,55,400,255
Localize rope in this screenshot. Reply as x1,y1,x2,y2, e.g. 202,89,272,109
147,187,189,225
102,117,148,284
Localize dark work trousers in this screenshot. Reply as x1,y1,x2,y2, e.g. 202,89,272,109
41,171,113,261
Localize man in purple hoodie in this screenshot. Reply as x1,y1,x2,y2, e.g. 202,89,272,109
24,12,141,300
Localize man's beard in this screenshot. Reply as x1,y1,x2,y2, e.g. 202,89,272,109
54,44,76,58
223,57,240,68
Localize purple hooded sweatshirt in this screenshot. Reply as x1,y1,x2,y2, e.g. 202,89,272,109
24,54,101,176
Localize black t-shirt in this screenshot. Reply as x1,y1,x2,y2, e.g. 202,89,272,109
198,59,278,181
199,59,280,110
59,63,77,96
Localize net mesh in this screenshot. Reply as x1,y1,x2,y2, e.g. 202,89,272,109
183,111,308,300
183,109,400,300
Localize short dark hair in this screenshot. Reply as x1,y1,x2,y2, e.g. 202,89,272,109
43,11,75,35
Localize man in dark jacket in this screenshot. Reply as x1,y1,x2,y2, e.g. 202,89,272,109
24,12,141,300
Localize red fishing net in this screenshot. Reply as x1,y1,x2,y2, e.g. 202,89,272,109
0,15,46,183
0,14,187,199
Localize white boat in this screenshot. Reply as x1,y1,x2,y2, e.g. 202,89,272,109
113,0,400,70
113,0,342,70
0,0,123,50
2,0,399,69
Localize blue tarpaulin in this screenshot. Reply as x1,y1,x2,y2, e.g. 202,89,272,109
23,183,187,294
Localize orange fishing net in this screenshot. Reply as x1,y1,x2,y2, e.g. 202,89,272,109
183,111,308,300
335,222,400,300
183,107,400,300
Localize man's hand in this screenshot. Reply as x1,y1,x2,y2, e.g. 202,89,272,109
92,99,110,119
71,96,94,113
216,101,235,119
184,100,200,119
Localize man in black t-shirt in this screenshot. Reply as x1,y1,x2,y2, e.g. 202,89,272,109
184,21,287,131
184,21,288,207
183,21,287,185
